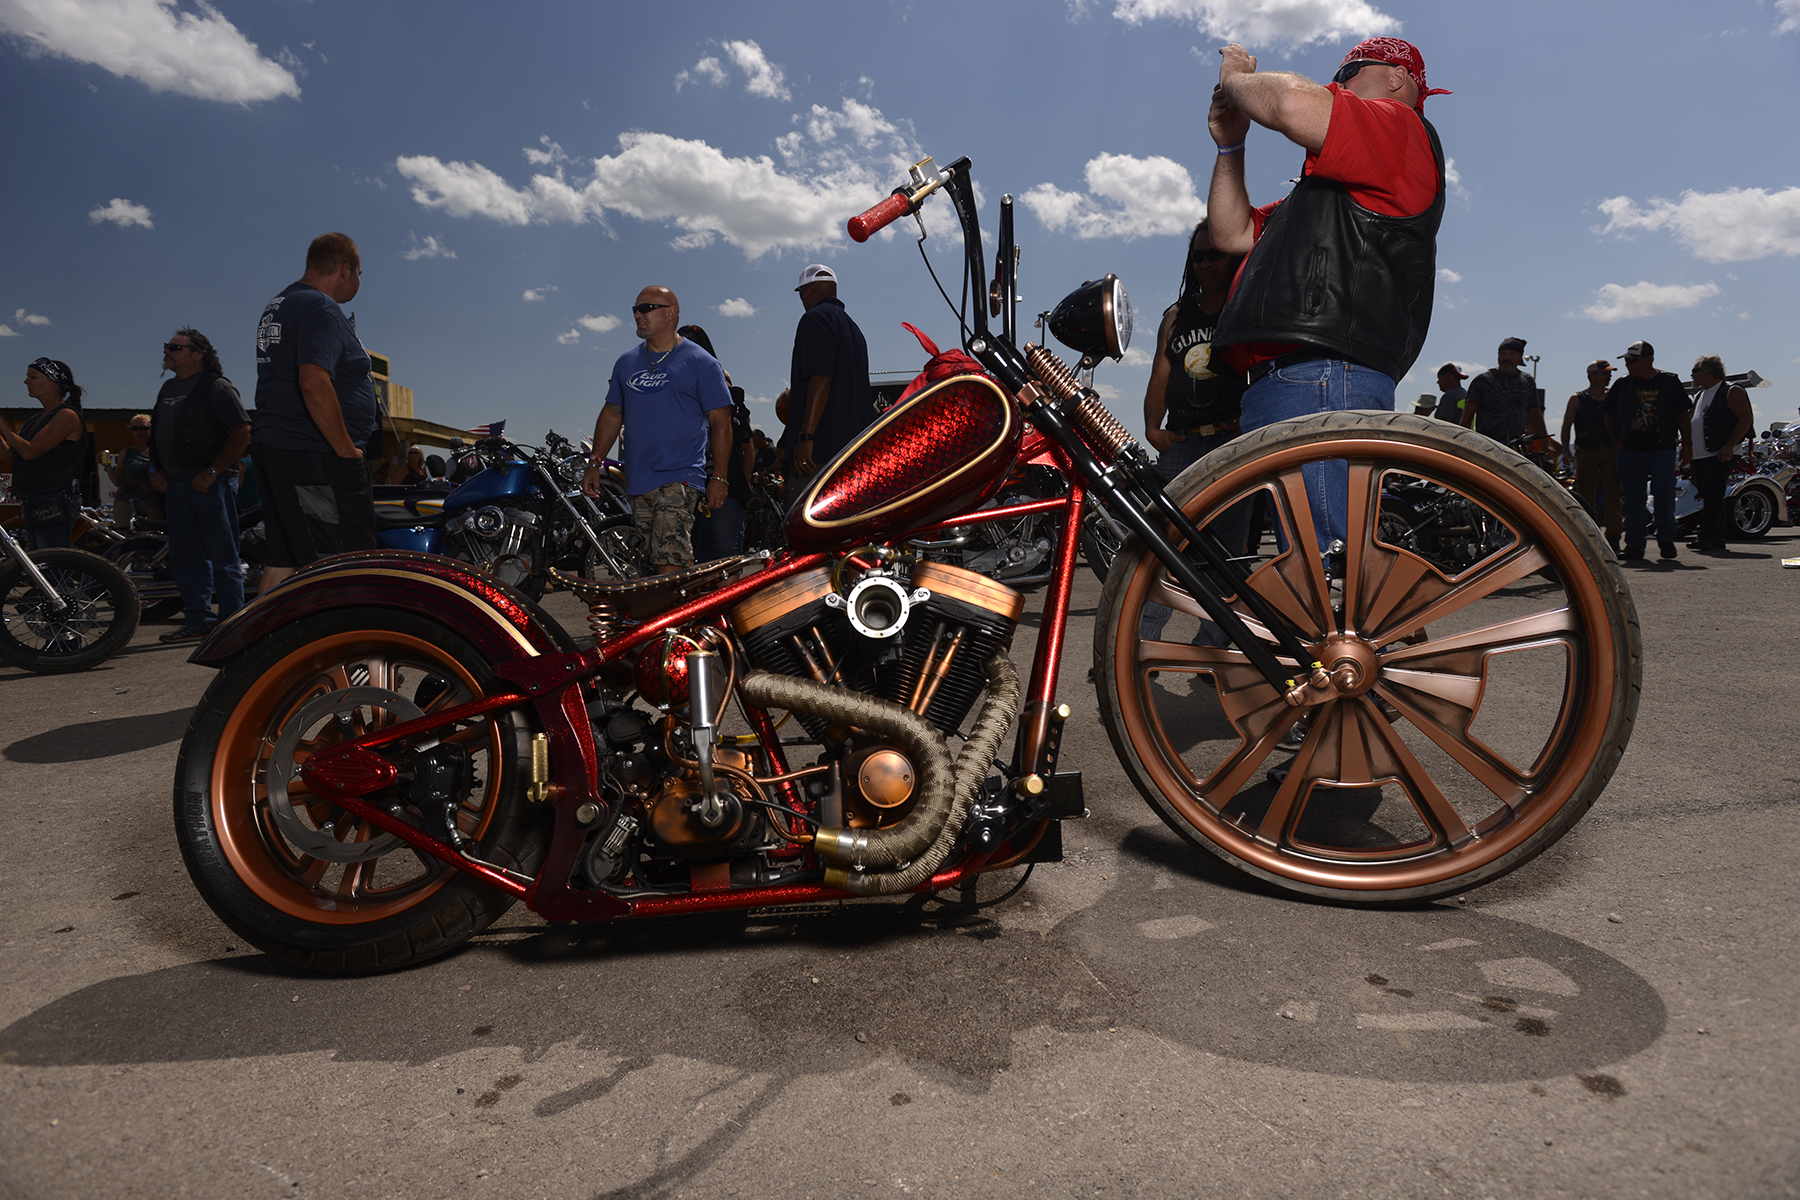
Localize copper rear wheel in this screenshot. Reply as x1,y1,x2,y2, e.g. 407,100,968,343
1095,412,1640,903
174,608,547,971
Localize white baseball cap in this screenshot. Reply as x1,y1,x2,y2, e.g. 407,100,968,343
795,264,837,291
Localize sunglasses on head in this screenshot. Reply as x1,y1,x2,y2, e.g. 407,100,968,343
1333,59,1395,85
631,303,672,315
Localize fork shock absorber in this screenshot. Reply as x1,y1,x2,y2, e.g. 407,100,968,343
1022,343,1136,462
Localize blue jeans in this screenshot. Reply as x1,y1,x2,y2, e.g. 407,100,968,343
691,496,746,561
1615,447,1678,549
1141,431,1251,644
1241,359,1396,552
165,474,243,628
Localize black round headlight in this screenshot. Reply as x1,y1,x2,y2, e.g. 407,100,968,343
1047,273,1133,362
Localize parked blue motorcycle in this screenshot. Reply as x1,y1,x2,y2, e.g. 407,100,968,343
375,429,648,596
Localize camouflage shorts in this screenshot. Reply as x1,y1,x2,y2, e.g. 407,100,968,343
631,481,699,568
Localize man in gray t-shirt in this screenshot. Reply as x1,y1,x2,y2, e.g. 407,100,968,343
1463,336,1546,446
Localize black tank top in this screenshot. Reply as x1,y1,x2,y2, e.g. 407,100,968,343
1162,300,1246,429
13,399,89,497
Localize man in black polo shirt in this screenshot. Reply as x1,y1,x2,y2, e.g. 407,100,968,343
786,264,873,476
1604,340,1692,562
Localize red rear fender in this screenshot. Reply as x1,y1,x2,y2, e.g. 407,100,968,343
188,550,575,668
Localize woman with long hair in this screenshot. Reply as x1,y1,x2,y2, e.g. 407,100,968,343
2,357,90,548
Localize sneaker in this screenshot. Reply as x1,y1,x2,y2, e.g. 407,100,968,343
1658,540,1678,560
1620,546,1644,561
159,626,209,644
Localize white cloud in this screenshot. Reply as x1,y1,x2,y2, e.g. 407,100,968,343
675,55,727,92
1442,156,1467,200
721,40,789,99
14,308,50,325
1582,281,1720,323
576,314,620,333
400,233,455,260
1596,187,1800,262
556,329,581,345
1119,345,1153,367
89,197,152,228
523,135,566,167
0,0,300,103
1022,153,1205,240
1778,0,1799,34
1437,268,1462,283
522,286,556,302
396,98,922,259
1111,0,1400,49
0,325,20,337
718,298,756,318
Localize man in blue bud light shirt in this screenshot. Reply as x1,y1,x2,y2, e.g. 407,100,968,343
251,232,379,591
581,285,732,573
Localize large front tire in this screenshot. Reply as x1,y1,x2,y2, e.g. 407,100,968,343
1095,412,1640,904
0,548,140,673
173,608,549,972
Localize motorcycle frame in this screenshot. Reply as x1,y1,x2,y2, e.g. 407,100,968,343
294,154,1331,924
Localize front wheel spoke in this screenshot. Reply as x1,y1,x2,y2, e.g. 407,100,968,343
1381,607,1579,668
1367,544,1552,646
336,855,374,899
297,856,331,887
1338,462,1383,622
1375,683,1528,805
1362,703,1474,845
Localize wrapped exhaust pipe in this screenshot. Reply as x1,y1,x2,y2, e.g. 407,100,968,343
735,657,1020,896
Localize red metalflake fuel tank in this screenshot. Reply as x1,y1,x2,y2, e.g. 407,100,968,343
786,374,1022,554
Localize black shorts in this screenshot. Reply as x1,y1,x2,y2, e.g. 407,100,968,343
251,444,376,568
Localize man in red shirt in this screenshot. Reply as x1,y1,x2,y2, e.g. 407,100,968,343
1206,37,1450,551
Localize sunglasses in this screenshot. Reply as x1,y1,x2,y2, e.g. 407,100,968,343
130,425,151,433
631,303,672,315
163,342,195,353
1190,249,1230,264
1333,59,1395,85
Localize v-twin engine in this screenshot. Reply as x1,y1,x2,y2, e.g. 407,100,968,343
728,559,1024,739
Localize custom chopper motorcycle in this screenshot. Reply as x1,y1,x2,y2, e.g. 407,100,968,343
173,155,1641,973
0,519,139,673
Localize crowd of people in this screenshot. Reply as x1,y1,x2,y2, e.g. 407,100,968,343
2,236,878,636
3,33,1770,653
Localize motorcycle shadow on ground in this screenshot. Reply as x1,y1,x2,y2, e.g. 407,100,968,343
0,839,1665,1199
2,842,1663,1086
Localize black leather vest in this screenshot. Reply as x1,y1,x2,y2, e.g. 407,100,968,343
1215,114,1446,382
1701,383,1738,453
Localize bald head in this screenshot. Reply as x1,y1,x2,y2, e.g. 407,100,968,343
633,285,680,349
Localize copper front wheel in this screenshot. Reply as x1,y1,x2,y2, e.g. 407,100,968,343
1095,412,1640,903
173,608,547,971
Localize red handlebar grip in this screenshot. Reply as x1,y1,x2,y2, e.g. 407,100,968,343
848,193,911,243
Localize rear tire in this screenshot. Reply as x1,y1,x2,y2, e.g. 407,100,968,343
1095,411,1640,904
0,548,140,673
173,607,549,972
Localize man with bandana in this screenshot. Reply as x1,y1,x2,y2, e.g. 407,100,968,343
1205,36,1450,550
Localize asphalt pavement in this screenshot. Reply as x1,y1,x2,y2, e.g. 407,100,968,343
2,533,1796,1200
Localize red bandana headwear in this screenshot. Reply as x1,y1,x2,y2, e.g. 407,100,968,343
1341,37,1452,111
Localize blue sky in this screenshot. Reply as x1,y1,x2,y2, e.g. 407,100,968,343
3,0,1798,444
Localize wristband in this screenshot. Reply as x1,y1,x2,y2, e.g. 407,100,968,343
799,435,814,442
709,475,727,483
1216,141,1244,156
